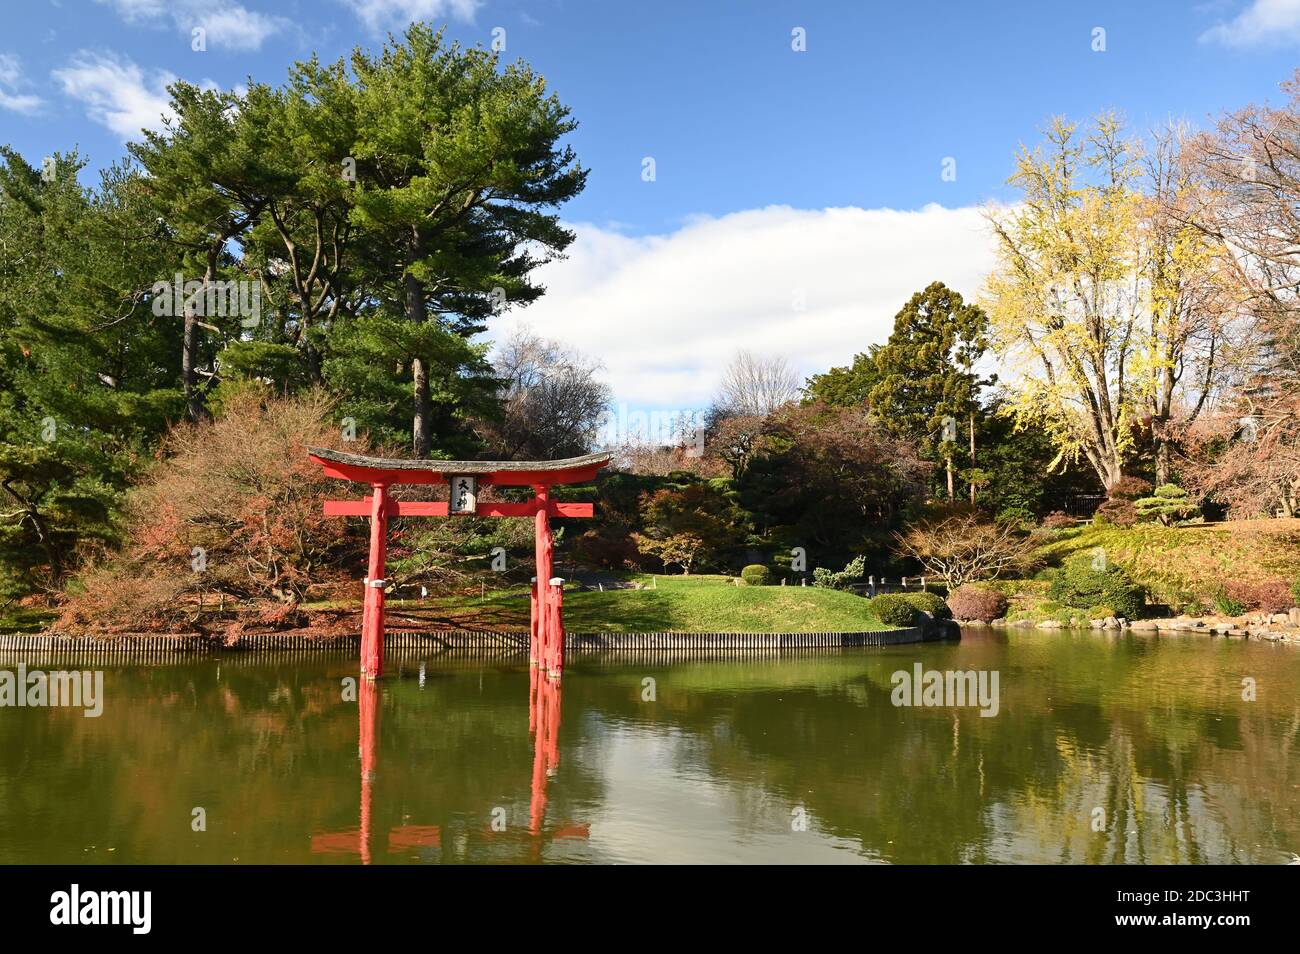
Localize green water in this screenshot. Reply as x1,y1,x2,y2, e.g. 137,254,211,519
1,629,1297,864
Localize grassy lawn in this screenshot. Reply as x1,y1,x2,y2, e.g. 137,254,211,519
403,574,891,633
1033,519,1300,606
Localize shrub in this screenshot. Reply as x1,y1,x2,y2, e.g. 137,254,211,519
1041,511,1074,531
1093,497,1137,528
740,564,772,586
946,585,1009,622
1213,590,1245,617
1134,484,1200,525
1048,554,1146,619
1085,604,1115,619
812,555,865,591
895,511,1038,588
898,591,951,619
995,505,1035,528
1110,476,1154,500
54,389,365,636
1223,578,1293,614
868,593,918,627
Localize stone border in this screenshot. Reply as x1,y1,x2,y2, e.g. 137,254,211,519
0,621,956,657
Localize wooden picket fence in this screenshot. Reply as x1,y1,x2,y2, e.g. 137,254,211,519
0,623,955,660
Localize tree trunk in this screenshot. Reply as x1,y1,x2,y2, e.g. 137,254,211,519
305,339,323,387
412,357,431,458
968,412,976,504
182,311,200,421
1153,418,1171,486
183,246,220,422
946,454,954,500
404,229,432,458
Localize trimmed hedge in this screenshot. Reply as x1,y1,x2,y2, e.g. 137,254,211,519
1048,554,1146,619
740,564,772,586
897,591,951,620
867,593,918,627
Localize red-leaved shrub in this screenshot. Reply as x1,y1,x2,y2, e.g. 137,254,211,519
55,388,369,635
1094,497,1137,527
1223,578,1295,614
946,585,1010,623
1041,511,1074,531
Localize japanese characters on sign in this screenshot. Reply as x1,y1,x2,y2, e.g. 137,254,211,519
449,475,478,515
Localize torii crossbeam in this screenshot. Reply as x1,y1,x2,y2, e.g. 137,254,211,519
307,447,609,682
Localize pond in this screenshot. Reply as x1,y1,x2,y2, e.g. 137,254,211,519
0,629,1297,864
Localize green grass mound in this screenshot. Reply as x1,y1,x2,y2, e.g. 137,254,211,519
426,574,893,633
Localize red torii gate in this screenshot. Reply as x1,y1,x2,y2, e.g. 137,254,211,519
307,447,610,681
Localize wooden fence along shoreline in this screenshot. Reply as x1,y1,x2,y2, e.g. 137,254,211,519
0,622,956,660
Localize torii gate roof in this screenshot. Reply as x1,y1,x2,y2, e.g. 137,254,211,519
306,447,611,486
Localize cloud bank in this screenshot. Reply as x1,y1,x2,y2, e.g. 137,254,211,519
1202,0,1300,48
96,0,287,51
489,204,999,410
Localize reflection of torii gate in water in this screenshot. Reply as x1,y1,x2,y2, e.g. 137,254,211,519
306,448,611,680
311,672,588,862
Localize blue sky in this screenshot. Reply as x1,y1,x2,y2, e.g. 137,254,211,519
2,0,1299,409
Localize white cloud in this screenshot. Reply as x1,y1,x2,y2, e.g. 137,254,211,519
97,0,167,22
488,204,999,410
191,7,285,51
348,0,483,33
96,0,286,51
1202,0,1300,47
52,51,176,139
0,53,45,114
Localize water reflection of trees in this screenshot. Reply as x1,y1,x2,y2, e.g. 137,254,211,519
581,635,1299,864
0,657,606,863
0,635,1296,864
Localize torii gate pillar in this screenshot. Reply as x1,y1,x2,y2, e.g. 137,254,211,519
360,482,388,680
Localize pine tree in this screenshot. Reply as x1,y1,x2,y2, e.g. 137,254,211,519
868,282,994,501
0,149,181,596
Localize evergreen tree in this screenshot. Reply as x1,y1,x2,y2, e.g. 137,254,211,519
867,282,994,501
0,149,180,596
338,24,587,457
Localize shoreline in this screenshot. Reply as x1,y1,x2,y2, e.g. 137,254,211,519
0,620,958,656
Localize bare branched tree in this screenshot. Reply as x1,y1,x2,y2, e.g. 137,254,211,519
484,328,612,460
895,513,1040,589
1175,70,1300,514
714,349,799,417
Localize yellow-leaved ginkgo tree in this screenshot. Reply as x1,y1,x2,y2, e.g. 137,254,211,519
983,114,1238,493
